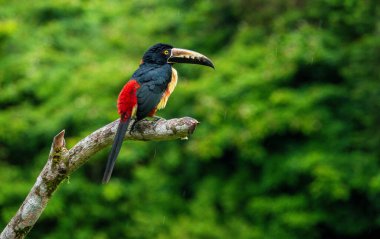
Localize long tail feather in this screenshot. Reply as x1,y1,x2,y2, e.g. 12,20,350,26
102,118,130,184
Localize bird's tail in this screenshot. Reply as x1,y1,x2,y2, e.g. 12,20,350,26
102,118,130,184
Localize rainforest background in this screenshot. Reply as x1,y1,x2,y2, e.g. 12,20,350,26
1,0,379,238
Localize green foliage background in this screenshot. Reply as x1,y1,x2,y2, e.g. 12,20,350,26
1,0,379,238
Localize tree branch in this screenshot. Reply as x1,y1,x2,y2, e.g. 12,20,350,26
0,117,199,239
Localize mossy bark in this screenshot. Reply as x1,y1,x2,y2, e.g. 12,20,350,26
0,117,198,239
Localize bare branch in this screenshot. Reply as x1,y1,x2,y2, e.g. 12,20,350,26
0,117,199,239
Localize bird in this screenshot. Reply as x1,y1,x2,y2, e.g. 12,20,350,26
102,43,214,183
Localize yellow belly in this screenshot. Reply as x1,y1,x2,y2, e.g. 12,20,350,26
157,67,178,110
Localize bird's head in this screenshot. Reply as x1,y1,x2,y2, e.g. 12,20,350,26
142,43,214,68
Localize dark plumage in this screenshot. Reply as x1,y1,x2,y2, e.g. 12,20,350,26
134,64,172,120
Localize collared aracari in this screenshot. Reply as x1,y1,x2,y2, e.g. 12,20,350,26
102,43,214,183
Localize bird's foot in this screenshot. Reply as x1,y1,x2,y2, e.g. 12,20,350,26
129,119,138,132
145,116,165,122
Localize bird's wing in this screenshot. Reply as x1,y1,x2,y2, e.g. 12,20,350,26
136,75,170,120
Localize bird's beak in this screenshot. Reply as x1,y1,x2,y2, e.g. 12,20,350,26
168,48,214,69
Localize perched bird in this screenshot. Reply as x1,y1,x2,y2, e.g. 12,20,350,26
102,43,214,183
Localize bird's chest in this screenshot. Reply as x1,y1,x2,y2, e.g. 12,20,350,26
157,67,178,109
167,67,178,95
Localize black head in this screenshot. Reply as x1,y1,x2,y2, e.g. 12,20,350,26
142,43,173,65
142,43,214,68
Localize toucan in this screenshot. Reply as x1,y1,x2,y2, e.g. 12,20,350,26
102,43,214,183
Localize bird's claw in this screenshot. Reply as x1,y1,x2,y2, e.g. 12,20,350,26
145,116,165,122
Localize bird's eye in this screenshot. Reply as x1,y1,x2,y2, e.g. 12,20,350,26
163,50,169,55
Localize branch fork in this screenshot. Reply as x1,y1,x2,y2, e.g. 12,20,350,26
1,117,199,239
